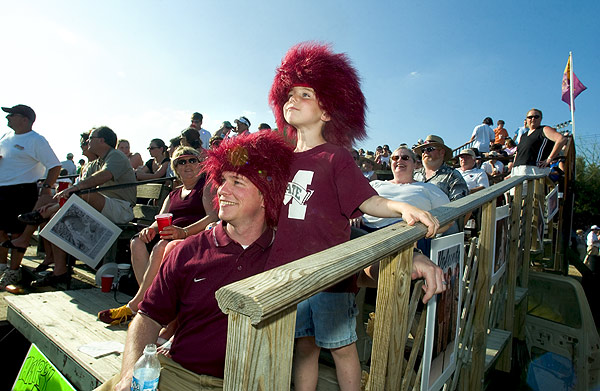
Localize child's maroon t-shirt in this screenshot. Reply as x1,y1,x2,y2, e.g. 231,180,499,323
265,143,377,292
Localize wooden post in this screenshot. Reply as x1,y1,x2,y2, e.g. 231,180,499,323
520,180,535,288
367,247,413,391
469,200,495,390
223,307,296,390
496,183,523,371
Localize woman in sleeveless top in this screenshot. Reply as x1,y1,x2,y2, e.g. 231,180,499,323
512,108,566,177
135,138,170,180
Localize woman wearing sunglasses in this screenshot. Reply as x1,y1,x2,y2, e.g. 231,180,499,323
135,138,170,180
357,146,450,233
512,108,567,176
98,146,217,325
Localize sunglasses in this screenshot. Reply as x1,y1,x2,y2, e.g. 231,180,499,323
391,155,412,161
422,146,436,153
147,146,160,150
526,115,541,120
176,157,199,166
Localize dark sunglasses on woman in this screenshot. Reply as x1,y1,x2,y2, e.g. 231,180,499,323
176,158,199,166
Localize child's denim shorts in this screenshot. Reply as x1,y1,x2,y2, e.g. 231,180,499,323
295,292,358,349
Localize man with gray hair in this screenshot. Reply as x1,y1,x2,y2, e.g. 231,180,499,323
61,152,77,176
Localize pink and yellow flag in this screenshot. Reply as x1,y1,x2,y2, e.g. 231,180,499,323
561,56,587,110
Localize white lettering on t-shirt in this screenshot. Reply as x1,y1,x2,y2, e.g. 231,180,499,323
284,170,314,220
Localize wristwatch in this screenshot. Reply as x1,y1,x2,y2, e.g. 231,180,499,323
42,183,52,189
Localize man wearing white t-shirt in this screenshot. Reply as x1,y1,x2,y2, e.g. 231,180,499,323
470,117,495,154
189,112,211,149
585,225,600,265
0,104,61,288
456,148,489,193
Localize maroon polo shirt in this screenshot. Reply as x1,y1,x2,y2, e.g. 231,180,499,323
138,221,275,378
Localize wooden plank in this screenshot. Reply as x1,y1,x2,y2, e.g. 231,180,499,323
6,290,129,391
365,250,410,391
469,201,495,390
135,183,164,199
223,307,296,391
499,182,523,371
514,287,528,305
401,307,426,391
215,176,532,326
484,329,512,370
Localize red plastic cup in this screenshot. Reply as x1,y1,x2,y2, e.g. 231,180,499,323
155,213,173,235
57,182,70,207
101,275,114,293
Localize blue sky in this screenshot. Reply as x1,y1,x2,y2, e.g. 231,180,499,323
2,1,598,163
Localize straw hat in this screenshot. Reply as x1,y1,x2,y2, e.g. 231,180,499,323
413,135,453,161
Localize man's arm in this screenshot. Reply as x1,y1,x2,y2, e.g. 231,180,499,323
55,169,113,200
114,314,162,391
358,252,446,303
447,172,469,202
39,165,62,200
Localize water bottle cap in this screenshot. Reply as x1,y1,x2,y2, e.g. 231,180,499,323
144,344,157,355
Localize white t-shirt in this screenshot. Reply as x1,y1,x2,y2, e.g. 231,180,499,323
458,167,489,191
363,180,450,229
0,130,61,186
199,128,211,150
481,160,504,175
471,124,495,153
587,231,599,247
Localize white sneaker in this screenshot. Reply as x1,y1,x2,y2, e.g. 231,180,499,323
0,268,21,289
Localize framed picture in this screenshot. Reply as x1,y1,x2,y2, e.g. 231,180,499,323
537,201,546,249
421,232,464,391
545,186,559,223
40,195,122,269
491,205,509,284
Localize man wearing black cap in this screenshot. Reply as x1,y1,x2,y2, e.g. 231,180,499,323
189,112,211,149
0,104,61,289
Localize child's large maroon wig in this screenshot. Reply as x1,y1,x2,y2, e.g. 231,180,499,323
269,42,367,149
202,131,294,228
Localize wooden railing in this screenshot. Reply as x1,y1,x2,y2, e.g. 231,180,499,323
452,140,476,157
216,174,546,390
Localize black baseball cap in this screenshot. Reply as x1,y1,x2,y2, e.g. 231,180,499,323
2,104,36,123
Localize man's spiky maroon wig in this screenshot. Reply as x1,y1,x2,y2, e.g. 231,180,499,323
269,42,367,149
202,131,294,228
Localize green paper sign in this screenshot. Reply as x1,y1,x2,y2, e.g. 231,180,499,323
13,343,76,391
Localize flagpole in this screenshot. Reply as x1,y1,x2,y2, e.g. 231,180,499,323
569,51,576,139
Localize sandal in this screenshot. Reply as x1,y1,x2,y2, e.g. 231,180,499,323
18,211,49,225
31,271,71,289
0,240,26,254
34,263,53,272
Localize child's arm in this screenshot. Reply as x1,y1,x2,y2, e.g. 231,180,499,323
359,195,440,237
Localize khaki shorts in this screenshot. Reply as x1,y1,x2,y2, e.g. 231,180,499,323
101,195,134,224
95,354,223,391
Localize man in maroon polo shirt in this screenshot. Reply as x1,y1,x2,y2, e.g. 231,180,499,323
101,132,294,391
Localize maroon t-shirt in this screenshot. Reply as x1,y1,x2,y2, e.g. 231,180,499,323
265,143,377,292
168,174,207,227
138,222,275,378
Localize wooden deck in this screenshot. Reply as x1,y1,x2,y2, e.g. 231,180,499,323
6,289,130,391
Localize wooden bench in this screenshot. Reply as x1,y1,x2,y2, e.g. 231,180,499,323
6,289,130,391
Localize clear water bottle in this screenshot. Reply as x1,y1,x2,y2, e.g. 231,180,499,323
131,344,160,391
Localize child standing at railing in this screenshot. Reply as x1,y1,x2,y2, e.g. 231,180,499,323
266,42,447,391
